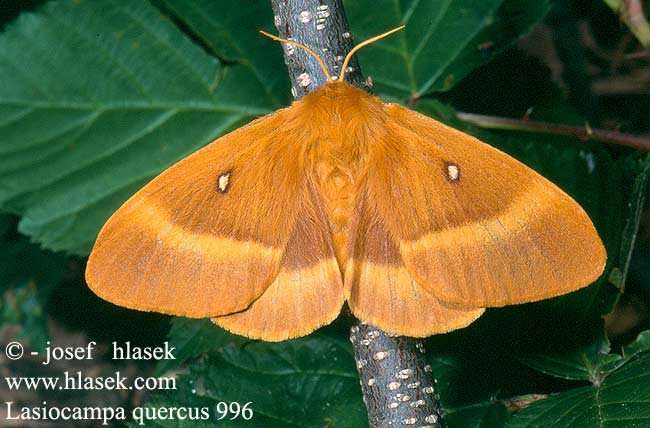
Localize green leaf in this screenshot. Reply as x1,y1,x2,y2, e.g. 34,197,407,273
518,329,650,385
518,324,621,383
610,154,650,290
505,351,650,428
426,353,510,428
156,318,248,375
143,330,366,427
346,0,550,98
0,0,275,254
622,330,650,358
155,0,290,108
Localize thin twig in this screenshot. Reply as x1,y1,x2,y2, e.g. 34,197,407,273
457,112,650,151
625,50,650,60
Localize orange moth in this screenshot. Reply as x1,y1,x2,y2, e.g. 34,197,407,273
86,27,606,341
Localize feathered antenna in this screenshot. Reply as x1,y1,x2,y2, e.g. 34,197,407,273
260,25,406,83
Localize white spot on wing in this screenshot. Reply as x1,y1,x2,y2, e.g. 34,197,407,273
217,172,231,193
447,163,460,182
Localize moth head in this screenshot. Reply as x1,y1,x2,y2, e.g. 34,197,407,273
259,25,405,83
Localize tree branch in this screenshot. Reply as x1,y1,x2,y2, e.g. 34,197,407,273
350,324,446,428
457,112,650,151
270,0,362,99
270,1,446,427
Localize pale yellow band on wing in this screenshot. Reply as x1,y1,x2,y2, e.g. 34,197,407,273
400,183,606,307
214,257,345,342
345,259,485,338
86,202,282,318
